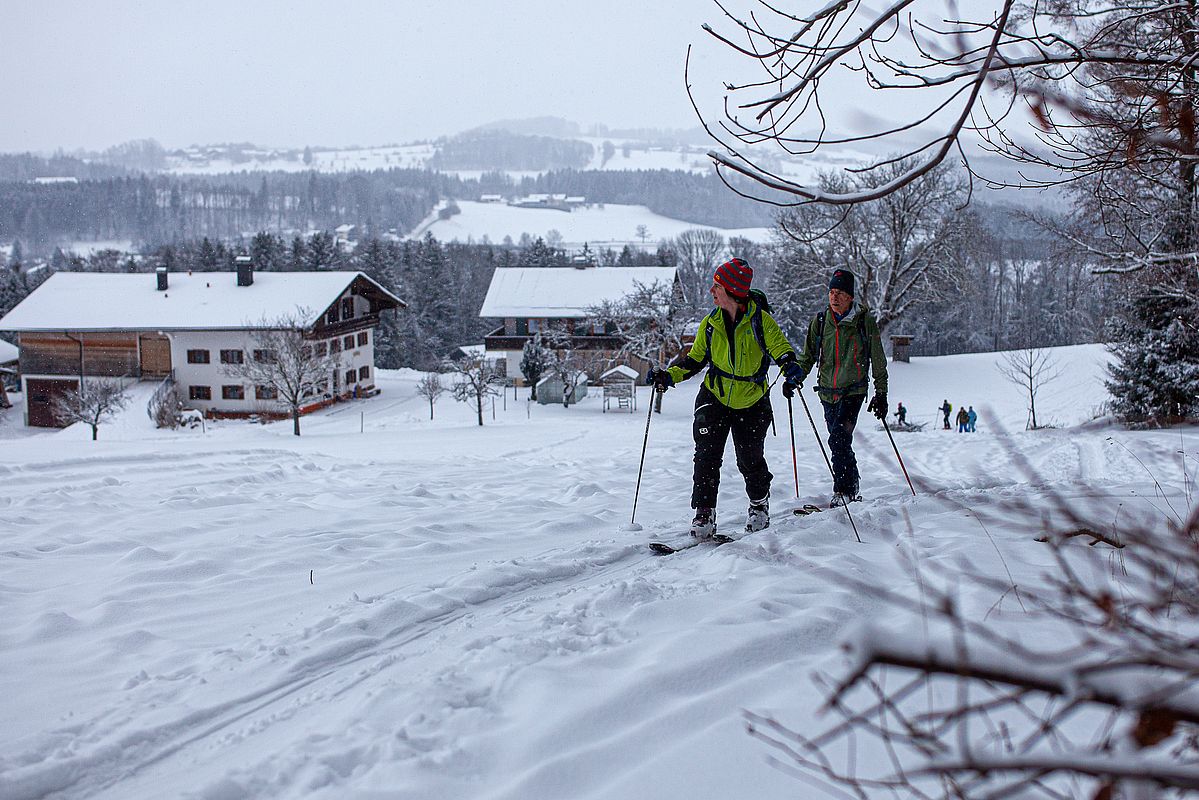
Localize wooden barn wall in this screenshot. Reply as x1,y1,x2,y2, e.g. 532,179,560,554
19,333,139,377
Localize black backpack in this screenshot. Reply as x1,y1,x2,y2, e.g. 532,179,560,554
703,288,774,389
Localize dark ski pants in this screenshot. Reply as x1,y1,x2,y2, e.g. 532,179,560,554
821,393,866,496
691,386,773,509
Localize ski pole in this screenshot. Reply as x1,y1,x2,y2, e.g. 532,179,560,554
629,385,659,526
881,416,916,496
786,394,799,498
797,388,862,543
767,371,782,436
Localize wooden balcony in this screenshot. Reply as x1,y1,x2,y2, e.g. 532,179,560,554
483,327,624,352
312,313,381,339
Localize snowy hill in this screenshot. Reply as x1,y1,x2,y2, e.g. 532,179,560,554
1,343,1193,799
414,199,772,248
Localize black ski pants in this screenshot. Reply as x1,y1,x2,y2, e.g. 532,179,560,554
821,392,866,496
691,385,773,509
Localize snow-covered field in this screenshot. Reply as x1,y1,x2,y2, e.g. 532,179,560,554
1,343,1193,799
413,200,772,249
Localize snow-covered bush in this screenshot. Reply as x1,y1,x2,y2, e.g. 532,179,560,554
147,379,185,429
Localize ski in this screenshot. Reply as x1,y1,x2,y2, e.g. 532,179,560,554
649,538,705,555
649,527,753,554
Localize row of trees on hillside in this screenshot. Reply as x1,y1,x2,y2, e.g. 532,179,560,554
0,171,445,253
0,165,776,256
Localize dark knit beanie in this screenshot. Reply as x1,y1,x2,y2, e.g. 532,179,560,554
829,269,855,297
714,258,752,300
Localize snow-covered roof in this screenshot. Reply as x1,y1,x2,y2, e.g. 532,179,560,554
0,337,17,363
600,365,639,381
0,270,405,332
479,266,676,319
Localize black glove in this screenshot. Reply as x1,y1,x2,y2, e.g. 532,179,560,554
782,361,806,387
867,393,887,420
781,361,805,399
647,367,674,391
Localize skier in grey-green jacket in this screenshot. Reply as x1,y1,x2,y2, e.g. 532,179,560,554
782,269,888,506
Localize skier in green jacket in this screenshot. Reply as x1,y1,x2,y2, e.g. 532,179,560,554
782,269,888,507
647,258,801,538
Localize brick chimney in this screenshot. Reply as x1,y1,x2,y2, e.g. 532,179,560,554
156,266,168,291
235,255,254,287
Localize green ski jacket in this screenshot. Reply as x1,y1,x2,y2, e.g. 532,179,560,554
795,305,888,404
666,298,796,410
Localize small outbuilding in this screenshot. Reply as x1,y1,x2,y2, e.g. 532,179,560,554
536,372,589,406
598,365,638,413
0,337,16,408
890,334,913,363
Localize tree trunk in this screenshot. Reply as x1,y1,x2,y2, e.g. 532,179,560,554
91,424,98,441
293,409,301,436
429,399,434,420
476,397,483,426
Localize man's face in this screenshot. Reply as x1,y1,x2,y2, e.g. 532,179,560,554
829,288,853,315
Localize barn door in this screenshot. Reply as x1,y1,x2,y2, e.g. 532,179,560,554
26,378,79,427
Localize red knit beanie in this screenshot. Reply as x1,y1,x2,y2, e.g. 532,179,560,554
713,258,752,300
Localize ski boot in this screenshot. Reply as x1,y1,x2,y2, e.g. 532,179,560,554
745,496,770,532
690,507,716,539
830,492,863,508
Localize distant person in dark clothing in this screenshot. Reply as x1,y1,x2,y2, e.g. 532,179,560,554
895,402,907,426
940,399,952,430
957,407,969,433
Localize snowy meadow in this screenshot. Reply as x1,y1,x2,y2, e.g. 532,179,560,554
1,344,1195,799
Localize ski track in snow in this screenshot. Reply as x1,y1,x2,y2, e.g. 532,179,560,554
1,352,1196,799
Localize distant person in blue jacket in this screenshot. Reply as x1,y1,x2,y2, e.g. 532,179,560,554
967,406,977,432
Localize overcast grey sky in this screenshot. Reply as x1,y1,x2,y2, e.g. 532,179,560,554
2,1,720,153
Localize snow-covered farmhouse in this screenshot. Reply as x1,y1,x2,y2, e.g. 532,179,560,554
0,261,405,427
479,264,678,384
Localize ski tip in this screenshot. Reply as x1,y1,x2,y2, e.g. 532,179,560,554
649,542,677,555
711,533,736,544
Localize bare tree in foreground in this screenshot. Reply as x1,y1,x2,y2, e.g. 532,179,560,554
224,312,340,436
53,378,129,440
415,373,446,420
694,1,1199,222
748,452,1199,799
446,355,500,426
998,346,1063,429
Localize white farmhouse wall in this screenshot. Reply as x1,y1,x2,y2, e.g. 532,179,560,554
170,328,376,415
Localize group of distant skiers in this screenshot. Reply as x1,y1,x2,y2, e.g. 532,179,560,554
893,400,977,432
647,260,887,539
938,400,978,432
